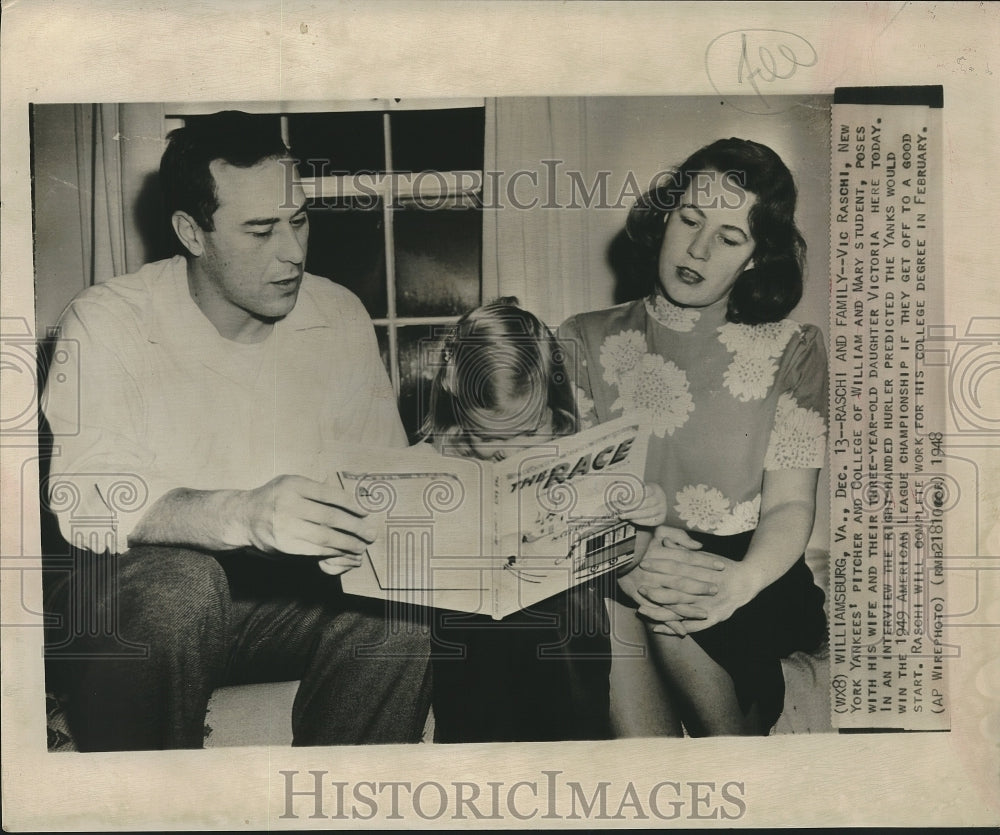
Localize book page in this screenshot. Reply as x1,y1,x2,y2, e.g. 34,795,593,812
338,445,494,616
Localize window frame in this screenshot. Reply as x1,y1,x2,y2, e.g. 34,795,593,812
165,99,492,416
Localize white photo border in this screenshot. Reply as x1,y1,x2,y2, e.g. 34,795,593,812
2,1,999,829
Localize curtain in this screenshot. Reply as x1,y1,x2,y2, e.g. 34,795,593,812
74,103,168,284
74,104,129,283
34,103,168,334
483,97,606,328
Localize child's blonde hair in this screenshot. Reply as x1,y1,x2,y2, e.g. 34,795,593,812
422,298,577,455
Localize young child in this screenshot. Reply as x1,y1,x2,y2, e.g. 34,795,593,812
423,297,665,743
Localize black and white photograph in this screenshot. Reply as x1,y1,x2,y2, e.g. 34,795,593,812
2,1,998,830
31,94,832,752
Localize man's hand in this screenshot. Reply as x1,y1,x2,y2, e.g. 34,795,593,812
237,475,379,574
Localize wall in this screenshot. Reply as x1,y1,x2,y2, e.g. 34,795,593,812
32,105,87,335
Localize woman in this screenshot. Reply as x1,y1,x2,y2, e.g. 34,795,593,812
558,137,828,736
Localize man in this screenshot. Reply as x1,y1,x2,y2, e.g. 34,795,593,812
41,111,431,751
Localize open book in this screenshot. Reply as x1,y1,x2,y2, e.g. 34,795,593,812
338,416,650,619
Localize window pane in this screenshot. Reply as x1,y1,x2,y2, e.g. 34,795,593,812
183,112,283,139
394,201,482,317
374,325,391,376
390,108,485,172
288,112,385,175
304,198,387,318
396,324,447,444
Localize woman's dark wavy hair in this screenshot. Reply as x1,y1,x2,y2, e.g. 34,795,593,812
626,137,806,324
420,298,577,456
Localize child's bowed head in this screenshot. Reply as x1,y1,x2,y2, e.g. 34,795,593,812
424,298,577,461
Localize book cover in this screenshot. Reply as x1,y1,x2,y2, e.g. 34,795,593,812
339,415,650,619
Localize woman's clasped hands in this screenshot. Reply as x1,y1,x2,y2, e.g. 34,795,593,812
619,525,757,637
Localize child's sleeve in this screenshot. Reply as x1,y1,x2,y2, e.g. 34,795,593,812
557,315,599,430
764,324,828,471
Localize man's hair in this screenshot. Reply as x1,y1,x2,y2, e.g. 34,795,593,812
626,137,807,324
159,110,290,233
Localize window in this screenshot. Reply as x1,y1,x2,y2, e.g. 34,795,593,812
166,100,487,442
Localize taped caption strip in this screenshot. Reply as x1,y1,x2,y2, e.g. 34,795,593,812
829,86,947,730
